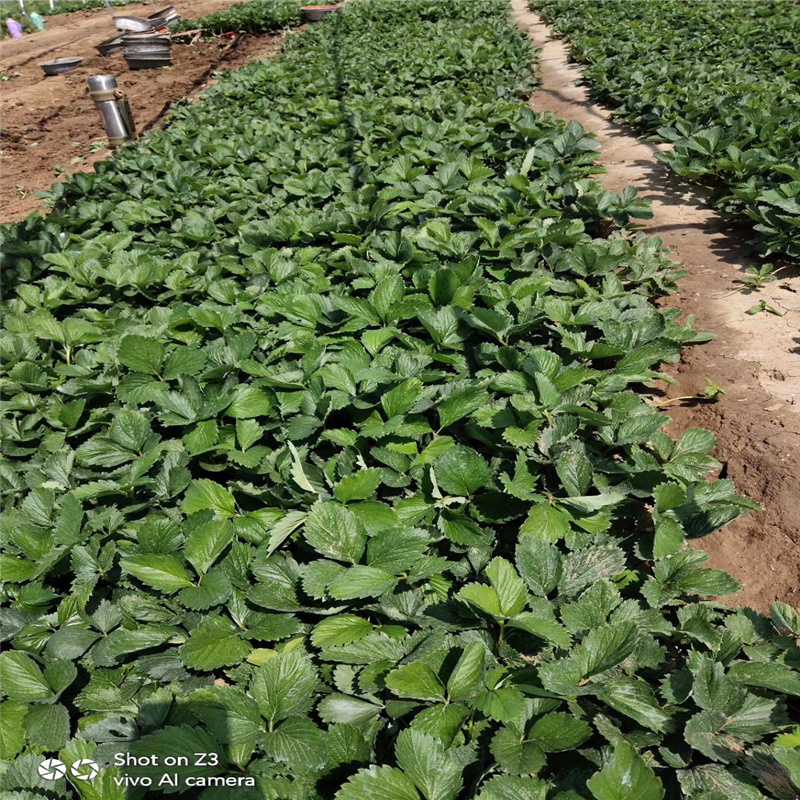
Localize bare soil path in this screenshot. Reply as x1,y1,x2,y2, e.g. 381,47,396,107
510,0,800,612
0,0,293,221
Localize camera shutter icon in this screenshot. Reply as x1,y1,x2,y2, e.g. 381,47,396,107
71,759,100,781
38,759,67,781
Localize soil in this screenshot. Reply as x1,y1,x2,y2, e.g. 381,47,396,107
0,0,295,221
510,0,800,612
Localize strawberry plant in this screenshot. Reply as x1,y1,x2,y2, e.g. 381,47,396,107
37,0,138,12
1,2,798,799
174,0,302,37
531,0,800,262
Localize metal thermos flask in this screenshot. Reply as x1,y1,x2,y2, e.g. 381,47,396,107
87,75,137,149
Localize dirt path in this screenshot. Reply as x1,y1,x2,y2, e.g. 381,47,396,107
510,0,800,612
0,0,292,221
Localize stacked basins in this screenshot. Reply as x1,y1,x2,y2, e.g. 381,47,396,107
122,30,173,69
122,7,181,70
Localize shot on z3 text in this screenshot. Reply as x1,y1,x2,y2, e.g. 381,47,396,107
113,752,220,768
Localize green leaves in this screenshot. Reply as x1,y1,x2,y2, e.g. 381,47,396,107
395,729,463,800
459,583,505,619
120,554,194,593
485,558,528,618
516,537,562,596
428,269,462,307
0,652,52,701
76,409,158,467
728,662,800,697
771,601,800,637
334,469,383,503
180,0,301,36
328,566,398,599
23,703,70,750
580,622,640,677
528,712,591,751
117,335,164,375
264,717,327,773
250,650,317,725
318,695,383,726
337,765,421,800
190,685,262,745
182,479,237,519
385,662,445,702
311,615,373,648
180,616,251,671
184,518,232,575
490,727,546,775
587,741,665,800
434,446,491,496
598,678,673,733
437,387,489,430
520,504,571,543
129,726,226,785
226,385,273,419
556,450,593,497
0,701,28,759
382,378,424,418
447,642,486,700
459,558,528,620
304,502,367,564
535,0,800,261
538,622,642,695
507,613,571,649
0,0,792,792
419,307,464,351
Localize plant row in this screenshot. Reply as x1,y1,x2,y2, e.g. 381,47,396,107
531,0,800,262
174,0,303,37
1,1,799,799
39,0,131,13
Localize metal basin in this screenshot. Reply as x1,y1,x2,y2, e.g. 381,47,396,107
147,7,181,27
113,15,154,32
122,30,171,42
126,43,171,55
96,35,124,56
122,31,172,61
40,57,83,76
301,5,341,22
124,53,172,70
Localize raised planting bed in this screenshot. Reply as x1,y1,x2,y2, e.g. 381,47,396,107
1,1,798,798
532,0,800,263
173,0,302,36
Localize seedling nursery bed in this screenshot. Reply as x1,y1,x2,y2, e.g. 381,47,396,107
0,2,799,800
